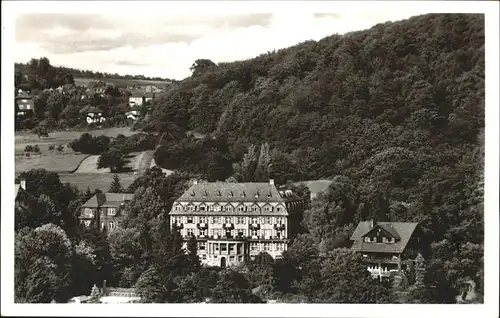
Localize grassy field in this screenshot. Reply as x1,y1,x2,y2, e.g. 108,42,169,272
294,179,333,199
15,127,135,154
15,153,90,173
74,77,172,87
59,173,137,192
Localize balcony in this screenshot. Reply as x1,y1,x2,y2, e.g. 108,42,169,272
274,224,286,231
249,223,260,229
223,223,234,230
197,223,208,229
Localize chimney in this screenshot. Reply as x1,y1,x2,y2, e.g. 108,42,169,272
370,219,374,229
269,179,274,185
20,179,26,190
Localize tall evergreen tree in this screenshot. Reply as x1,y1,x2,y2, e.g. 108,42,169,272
187,236,201,271
108,174,124,193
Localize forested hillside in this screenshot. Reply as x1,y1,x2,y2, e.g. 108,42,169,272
141,13,485,302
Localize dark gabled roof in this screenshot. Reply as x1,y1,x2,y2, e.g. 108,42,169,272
350,221,418,254
82,193,134,208
176,182,288,204
129,92,145,98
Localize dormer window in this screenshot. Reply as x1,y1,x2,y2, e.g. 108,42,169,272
383,237,388,243
255,191,260,198
364,237,370,243
390,237,395,243
228,191,233,197
241,191,246,198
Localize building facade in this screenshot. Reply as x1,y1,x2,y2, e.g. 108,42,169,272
350,220,419,279
79,193,134,232
169,180,305,267
15,90,35,116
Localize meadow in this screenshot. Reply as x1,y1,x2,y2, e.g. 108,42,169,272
74,77,172,88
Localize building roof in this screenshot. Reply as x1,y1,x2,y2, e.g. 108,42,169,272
80,105,102,114
15,184,21,197
176,182,285,203
82,193,134,208
350,221,418,254
129,92,145,98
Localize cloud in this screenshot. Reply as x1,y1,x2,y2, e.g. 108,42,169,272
14,10,426,80
313,13,342,19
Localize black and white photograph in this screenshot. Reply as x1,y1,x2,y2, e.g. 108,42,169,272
1,1,498,317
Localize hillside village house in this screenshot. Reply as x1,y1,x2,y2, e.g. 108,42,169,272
86,81,110,97
169,179,307,268
15,90,35,116
80,105,106,125
79,193,134,232
350,220,420,279
128,92,155,107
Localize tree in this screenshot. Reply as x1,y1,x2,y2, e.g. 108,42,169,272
108,174,125,193
211,270,263,303
190,59,216,77
32,125,49,139
414,253,426,288
15,224,73,303
187,236,201,271
98,149,127,173
315,249,394,303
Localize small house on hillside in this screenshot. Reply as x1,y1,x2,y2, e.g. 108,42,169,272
79,193,134,232
128,91,155,107
15,90,35,116
350,220,420,279
80,105,106,125
86,81,110,97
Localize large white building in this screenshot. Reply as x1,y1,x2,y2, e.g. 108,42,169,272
169,179,306,267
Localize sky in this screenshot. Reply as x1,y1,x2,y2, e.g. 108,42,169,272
13,2,432,80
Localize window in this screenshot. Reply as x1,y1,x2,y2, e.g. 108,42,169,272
265,217,271,224
276,206,282,212
217,217,221,224
277,217,284,225
85,208,94,218
224,205,233,212
210,217,215,224
224,217,232,224
251,217,259,224
238,255,243,262
199,229,206,236
202,254,207,260
264,206,271,212
251,206,258,212
107,208,116,216
238,229,246,237
240,217,246,224
251,229,259,236
199,216,208,223
277,243,284,251
109,221,115,230
251,243,259,250
221,244,227,252
364,237,370,243
238,205,246,212
264,243,271,251
390,237,395,243
187,216,194,223
187,205,194,211
383,237,388,243
187,228,194,236
200,206,206,211
174,205,181,211
199,242,206,250
230,256,235,261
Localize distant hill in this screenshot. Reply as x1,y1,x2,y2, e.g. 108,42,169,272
144,13,484,182
14,61,176,88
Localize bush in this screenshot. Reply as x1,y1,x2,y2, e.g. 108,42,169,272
57,145,64,152
69,133,110,155
48,145,55,151
33,145,40,153
24,145,34,152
